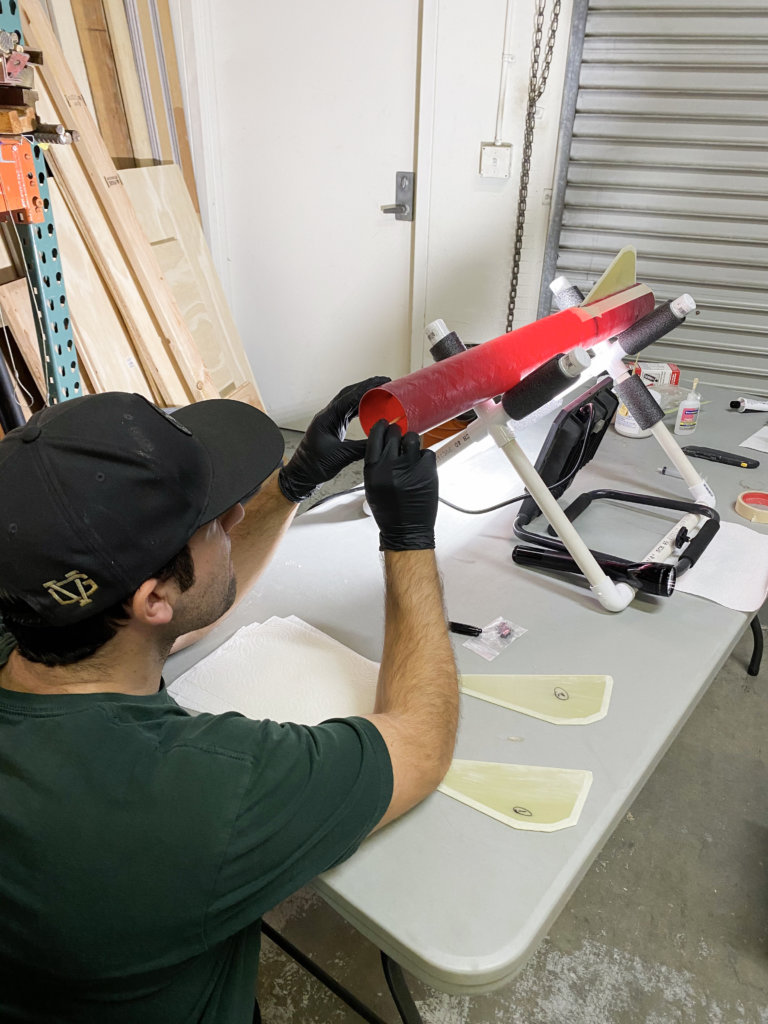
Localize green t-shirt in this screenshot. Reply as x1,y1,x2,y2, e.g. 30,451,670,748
0,634,392,1024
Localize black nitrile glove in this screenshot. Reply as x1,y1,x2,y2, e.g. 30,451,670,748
278,377,390,503
364,420,438,551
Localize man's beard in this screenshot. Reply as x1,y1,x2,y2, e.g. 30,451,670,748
172,566,238,640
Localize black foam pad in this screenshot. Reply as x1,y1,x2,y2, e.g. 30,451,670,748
429,331,467,362
501,354,570,420
551,284,585,311
615,374,665,429
617,301,682,356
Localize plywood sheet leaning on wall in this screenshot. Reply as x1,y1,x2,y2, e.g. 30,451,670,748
120,164,264,408
22,0,219,404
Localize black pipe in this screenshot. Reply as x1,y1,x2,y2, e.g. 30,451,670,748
512,545,677,597
0,343,26,434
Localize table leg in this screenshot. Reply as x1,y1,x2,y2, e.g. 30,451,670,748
261,920,391,1024
748,615,763,677
380,952,424,1024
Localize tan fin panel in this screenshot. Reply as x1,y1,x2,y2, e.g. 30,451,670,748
460,674,613,725
582,247,637,304
438,760,593,832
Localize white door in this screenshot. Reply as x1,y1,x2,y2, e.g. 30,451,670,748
171,0,419,428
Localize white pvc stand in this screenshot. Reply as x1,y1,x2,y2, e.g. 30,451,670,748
434,380,715,613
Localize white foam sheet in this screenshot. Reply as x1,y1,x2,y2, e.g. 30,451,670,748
674,520,768,613
167,616,378,725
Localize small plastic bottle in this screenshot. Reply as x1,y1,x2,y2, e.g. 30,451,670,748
674,378,701,435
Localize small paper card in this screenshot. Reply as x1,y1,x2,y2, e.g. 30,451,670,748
740,425,768,454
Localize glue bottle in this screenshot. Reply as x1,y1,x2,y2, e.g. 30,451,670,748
674,378,700,435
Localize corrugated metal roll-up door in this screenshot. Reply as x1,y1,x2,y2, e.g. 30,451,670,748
541,0,768,395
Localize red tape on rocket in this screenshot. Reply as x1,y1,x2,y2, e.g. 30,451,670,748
359,284,655,437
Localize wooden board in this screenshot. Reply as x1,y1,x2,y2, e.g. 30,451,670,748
0,277,51,396
154,0,199,211
43,0,97,120
120,163,263,408
34,78,189,403
0,312,44,421
131,0,174,162
0,277,94,404
102,0,153,165
227,382,265,409
0,277,102,412
47,178,158,399
70,0,135,168
23,0,219,403
0,226,20,279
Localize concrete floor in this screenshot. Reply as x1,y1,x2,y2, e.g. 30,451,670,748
257,433,768,1023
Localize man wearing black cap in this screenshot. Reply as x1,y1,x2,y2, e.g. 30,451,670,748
0,379,459,1024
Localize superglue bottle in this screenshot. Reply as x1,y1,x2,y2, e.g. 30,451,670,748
674,378,701,435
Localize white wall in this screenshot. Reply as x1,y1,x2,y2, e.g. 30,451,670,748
171,0,419,429
172,0,575,421
412,0,575,365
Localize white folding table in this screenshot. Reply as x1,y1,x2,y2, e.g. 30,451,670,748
166,389,764,1009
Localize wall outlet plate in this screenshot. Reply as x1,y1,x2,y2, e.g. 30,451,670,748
479,142,512,178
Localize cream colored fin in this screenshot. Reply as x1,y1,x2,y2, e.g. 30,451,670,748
460,674,613,725
438,760,593,832
582,247,637,304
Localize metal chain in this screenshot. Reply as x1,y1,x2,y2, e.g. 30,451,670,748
506,0,561,333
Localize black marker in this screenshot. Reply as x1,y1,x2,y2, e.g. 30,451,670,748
681,445,759,469
449,621,483,637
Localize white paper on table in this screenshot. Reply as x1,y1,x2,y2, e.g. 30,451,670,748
739,424,768,454
674,520,768,613
167,616,378,725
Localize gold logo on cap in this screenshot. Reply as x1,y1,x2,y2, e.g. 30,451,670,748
43,571,99,607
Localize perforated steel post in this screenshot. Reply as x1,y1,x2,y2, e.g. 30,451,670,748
0,4,82,404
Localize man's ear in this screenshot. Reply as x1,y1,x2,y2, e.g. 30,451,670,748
128,577,179,627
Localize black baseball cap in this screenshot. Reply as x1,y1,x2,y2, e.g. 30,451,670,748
0,392,285,625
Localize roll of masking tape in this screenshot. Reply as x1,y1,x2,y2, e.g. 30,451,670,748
735,491,768,524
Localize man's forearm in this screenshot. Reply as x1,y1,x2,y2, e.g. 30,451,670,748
375,550,459,781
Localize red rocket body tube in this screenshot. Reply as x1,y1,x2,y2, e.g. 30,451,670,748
359,284,655,436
